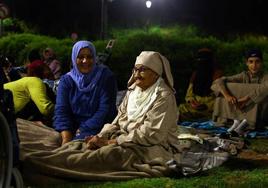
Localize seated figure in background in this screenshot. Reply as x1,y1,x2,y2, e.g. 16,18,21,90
4,60,55,122
0,55,13,83
178,48,223,122
42,47,62,80
8,48,49,81
211,49,268,134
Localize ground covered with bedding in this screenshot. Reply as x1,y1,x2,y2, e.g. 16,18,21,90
20,119,268,188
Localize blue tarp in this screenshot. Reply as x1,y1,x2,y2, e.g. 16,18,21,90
179,120,268,138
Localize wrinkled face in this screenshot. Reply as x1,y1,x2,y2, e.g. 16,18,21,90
133,64,159,91
76,47,94,74
246,57,262,75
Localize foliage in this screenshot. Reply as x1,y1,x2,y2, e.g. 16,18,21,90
2,18,38,34
0,33,73,74
102,25,268,102
2,25,268,101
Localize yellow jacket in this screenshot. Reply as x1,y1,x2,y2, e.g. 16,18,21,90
4,77,54,117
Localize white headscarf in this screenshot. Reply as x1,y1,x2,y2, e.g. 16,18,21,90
127,51,175,92
127,51,175,121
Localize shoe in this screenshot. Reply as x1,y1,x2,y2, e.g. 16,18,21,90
227,119,240,132
234,119,247,135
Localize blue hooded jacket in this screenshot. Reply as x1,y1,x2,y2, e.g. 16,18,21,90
54,41,117,139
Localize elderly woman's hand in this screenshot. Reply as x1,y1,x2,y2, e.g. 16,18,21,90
107,139,117,145
85,135,109,150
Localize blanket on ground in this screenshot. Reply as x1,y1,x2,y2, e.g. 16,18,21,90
17,118,229,182
180,120,268,138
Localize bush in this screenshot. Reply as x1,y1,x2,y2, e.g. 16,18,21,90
0,33,73,74
2,18,38,34
1,25,268,102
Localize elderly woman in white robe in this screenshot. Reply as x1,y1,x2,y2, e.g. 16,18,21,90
18,51,227,183
86,51,179,150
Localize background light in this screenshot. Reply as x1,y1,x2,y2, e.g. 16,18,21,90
146,1,152,8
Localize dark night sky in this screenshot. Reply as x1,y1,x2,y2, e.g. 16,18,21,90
3,0,268,38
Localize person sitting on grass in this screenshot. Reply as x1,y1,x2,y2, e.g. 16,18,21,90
4,60,55,123
178,48,223,122
53,40,118,145
42,47,62,80
211,48,268,135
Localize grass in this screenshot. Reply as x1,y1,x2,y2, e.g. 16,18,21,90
33,168,268,188
27,139,268,188
249,139,268,153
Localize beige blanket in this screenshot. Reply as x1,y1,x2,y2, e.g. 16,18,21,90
17,119,228,184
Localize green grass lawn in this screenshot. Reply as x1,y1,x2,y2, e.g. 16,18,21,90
37,168,268,188
27,139,268,188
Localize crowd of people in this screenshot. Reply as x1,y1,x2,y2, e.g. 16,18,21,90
1,41,267,183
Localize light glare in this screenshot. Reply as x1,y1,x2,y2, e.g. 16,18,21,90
146,1,152,8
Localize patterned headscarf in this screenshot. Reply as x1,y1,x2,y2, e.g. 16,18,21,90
68,40,103,92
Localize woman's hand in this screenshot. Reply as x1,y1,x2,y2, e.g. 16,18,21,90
61,130,72,146
85,136,117,149
190,100,201,109
86,135,109,150
108,139,117,145
190,100,207,111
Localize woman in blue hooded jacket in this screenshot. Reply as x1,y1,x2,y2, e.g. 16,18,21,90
54,41,117,145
